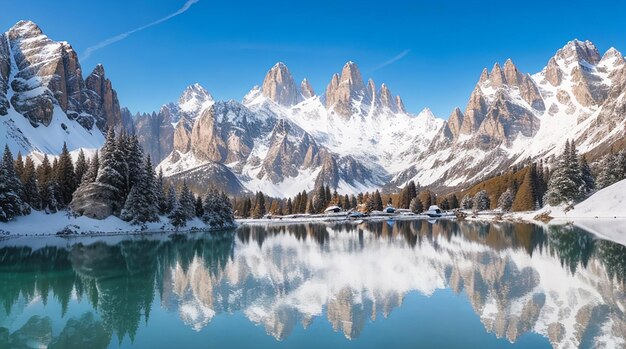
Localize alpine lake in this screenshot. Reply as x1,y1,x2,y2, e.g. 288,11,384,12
1,220,625,349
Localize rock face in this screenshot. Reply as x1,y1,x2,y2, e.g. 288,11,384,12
0,20,130,156
325,61,369,118
261,62,299,106
300,79,315,99
69,182,117,219
447,107,464,139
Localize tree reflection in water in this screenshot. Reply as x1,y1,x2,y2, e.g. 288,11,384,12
0,221,625,348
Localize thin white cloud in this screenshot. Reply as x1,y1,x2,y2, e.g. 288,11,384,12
81,0,200,60
367,49,410,73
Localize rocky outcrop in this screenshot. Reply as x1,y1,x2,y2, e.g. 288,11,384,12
70,182,118,219
2,20,124,134
325,62,369,118
83,64,122,130
447,107,464,139
262,62,299,106
460,86,488,135
258,119,320,183
476,91,539,147
379,83,396,112
544,57,562,86
0,33,10,115
300,79,315,99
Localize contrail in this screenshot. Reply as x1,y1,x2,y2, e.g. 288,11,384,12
367,49,410,73
81,0,200,60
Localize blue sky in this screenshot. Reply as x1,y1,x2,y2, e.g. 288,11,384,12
2,0,625,118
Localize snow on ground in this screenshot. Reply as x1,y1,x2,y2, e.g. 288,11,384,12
0,210,226,237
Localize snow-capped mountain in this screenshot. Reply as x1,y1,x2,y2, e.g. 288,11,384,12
395,39,626,189
156,62,444,196
3,19,625,197
0,20,130,156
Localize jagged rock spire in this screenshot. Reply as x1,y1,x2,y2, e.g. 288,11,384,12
300,79,315,99
325,61,368,118
261,62,299,106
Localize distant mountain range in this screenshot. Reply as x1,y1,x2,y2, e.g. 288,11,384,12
2,20,625,197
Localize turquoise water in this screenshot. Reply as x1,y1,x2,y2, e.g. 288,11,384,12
1,220,625,348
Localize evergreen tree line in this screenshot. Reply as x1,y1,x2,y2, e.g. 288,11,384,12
0,142,80,222
0,130,234,229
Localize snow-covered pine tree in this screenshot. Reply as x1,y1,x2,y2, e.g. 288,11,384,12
96,129,126,212
165,186,176,214
195,196,204,217
168,196,187,229
497,188,514,212
473,190,490,211
241,197,252,218
124,134,144,198
0,145,30,221
409,197,423,213
461,194,473,210
596,152,621,189
120,155,159,225
544,140,585,205
56,142,77,207
155,169,168,215
579,155,594,195
83,151,99,184
178,181,196,220
22,155,41,210
202,190,234,228
74,149,88,184
313,186,326,213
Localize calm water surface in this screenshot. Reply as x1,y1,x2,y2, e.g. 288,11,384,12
1,220,625,348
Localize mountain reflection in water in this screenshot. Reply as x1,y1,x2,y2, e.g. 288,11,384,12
1,220,625,348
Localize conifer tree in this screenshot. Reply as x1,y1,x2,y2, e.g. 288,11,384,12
373,190,383,211
165,186,177,214
325,185,332,206
473,190,490,211
168,196,187,229
0,145,30,221
74,149,89,184
22,155,41,210
37,154,60,213
202,190,234,227
179,181,196,220
242,197,252,218
96,129,126,212
350,195,357,209
299,190,308,213
120,156,159,224
461,194,473,210
195,196,204,217
579,155,594,194
286,198,293,215
83,151,99,183
155,169,168,214
497,188,514,212
56,142,77,206
14,152,24,183
253,191,266,218
544,140,585,205
596,152,621,189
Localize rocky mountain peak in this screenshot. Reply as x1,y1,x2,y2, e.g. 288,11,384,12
545,57,563,86
261,62,299,106
300,79,315,99
479,68,489,83
556,39,601,66
379,83,396,112
489,62,506,86
7,20,43,38
178,83,213,113
447,107,464,139
325,62,369,118
600,47,625,66
367,78,376,101
396,96,405,113
503,59,522,85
